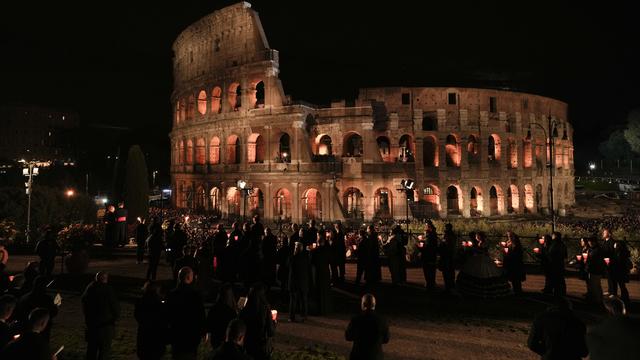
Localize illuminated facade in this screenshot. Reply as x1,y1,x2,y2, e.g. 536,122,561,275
170,2,575,222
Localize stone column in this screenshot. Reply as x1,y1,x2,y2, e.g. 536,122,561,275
362,122,379,163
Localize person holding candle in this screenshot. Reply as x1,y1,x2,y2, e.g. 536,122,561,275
383,225,405,286
212,223,229,280
0,294,17,350
419,221,439,291
576,238,590,299
206,284,237,350
312,232,332,315
354,230,368,285
547,232,568,297
134,280,168,360
602,228,632,310
503,232,525,296
0,307,54,360
289,242,310,323
239,283,276,360
585,237,604,305
537,235,553,295
438,223,457,294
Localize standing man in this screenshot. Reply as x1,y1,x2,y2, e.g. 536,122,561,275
345,294,390,360
103,205,116,249
289,242,310,322
547,232,568,297
332,222,347,283
438,223,457,293
35,228,59,277
82,272,120,360
166,267,205,360
419,221,438,291
115,202,128,247
602,228,632,309
211,319,252,360
135,217,148,264
146,217,164,281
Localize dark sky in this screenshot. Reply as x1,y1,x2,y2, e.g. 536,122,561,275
1,0,639,171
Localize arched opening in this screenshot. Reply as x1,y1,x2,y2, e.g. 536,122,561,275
195,138,206,165
467,135,480,165
226,135,241,164
470,187,483,216
489,185,503,216
209,137,220,164
249,188,264,218
209,187,221,215
178,140,185,165
302,188,322,221
508,139,518,169
488,134,501,163
343,187,364,219
254,81,265,108
195,186,206,211
247,133,265,163
274,188,292,221
316,134,333,156
187,95,195,120
508,184,519,214
343,132,363,157
186,140,194,164
197,90,207,115
228,82,241,110
446,186,460,215
179,99,186,122
423,136,438,167
422,113,437,131
226,187,241,218
278,133,291,163
422,185,440,217
374,188,393,218
376,136,392,162
445,135,460,167
211,86,222,114
399,134,414,162
523,139,532,168
535,184,543,213
524,184,534,212
184,185,194,209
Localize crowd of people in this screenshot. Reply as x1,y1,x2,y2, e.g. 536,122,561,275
0,205,638,359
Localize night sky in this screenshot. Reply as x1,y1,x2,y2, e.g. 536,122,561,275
1,0,639,175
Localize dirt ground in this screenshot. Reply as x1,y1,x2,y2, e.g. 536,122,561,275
7,254,638,360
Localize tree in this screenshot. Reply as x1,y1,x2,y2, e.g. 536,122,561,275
623,109,640,154
599,130,632,160
124,145,149,223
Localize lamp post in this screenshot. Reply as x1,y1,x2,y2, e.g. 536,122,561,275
237,179,252,222
22,160,39,243
526,115,567,233
398,179,415,234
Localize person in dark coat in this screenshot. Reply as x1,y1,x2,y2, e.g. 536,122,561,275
546,232,567,297
173,247,199,282
419,221,438,291
212,224,229,279
311,232,332,315
168,223,188,268
211,319,252,360
206,284,237,350
135,217,148,264
134,281,168,360
354,230,368,285
585,237,605,305
364,225,381,287
345,294,390,360
0,308,53,360
82,271,120,360
575,238,589,298
166,267,205,360
303,220,318,247
276,232,293,300
383,226,404,286
15,276,58,343
261,228,278,288
288,242,310,322
437,223,456,293
503,232,525,295
35,229,58,277
115,202,128,247
146,218,163,281
331,222,347,283
239,283,276,360
103,205,116,249
527,297,588,360
250,215,265,243
0,295,17,350
601,228,632,309
225,222,243,283
586,298,640,360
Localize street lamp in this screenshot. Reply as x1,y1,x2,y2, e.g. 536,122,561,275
525,115,565,232
152,170,158,187
66,189,75,197
237,179,252,221
21,160,39,243
398,179,415,233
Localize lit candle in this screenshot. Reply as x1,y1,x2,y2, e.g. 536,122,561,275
500,241,507,247
604,257,610,266
533,247,540,254
234,235,239,241
503,247,509,254
582,252,589,261
467,241,474,247
538,238,545,245
352,244,357,250
418,241,425,248
461,241,467,247
271,309,278,321
576,254,583,261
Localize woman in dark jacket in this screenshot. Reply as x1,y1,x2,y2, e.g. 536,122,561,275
206,284,237,349
503,232,525,295
134,281,168,360
239,283,276,360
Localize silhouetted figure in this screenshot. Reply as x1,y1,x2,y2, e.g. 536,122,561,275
503,232,525,295
134,281,168,360
345,294,390,360
585,237,605,305
0,295,17,350
206,284,237,350
587,295,640,360
250,215,264,243
168,224,187,268
166,267,205,360
438,223,457,292
146,218,163,281
35,229,58,277
288,242,310,322
355,230,367,285
261,228,278,288
212,224,228,279
15,276,58,343
383,226,404,285
527,297,588,360
173,247,199,281
115,202,128,247
331,222,347,283
0,308,52,360
311,233,332,315
103,205,116,249
601,228,632,309
135,218,148,264
239,283,275,360
546,232,567,297
419,222,438,291
82,272,120,360
211,319,252,360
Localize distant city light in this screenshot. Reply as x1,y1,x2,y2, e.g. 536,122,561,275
589,163,596,170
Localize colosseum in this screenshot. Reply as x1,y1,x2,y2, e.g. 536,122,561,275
170,2,575,224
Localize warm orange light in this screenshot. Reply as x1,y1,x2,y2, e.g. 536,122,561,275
66,189,75,197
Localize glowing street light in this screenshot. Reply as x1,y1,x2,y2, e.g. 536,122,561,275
589,163,596,170
22,161,39,243
66,189,75,197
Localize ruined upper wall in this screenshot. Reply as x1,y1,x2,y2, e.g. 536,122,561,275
172,2,272,88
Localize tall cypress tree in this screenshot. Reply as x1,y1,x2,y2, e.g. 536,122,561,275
124,145,149,223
